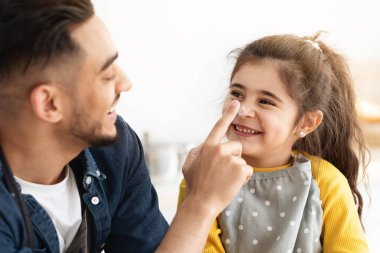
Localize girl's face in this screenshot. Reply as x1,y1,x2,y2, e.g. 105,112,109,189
223,60,301,168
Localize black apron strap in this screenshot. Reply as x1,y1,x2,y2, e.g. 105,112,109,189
66,208,94,253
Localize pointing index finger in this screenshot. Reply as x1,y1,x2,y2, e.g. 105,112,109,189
205,100,240,145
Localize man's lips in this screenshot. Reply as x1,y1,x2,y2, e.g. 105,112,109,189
232,124,262,135
107,107,116,115
107,97,120,115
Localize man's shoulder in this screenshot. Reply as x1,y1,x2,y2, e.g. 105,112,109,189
115,115,136,143
0,176,23,232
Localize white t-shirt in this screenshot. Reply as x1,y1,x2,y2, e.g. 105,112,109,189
15,166,82,253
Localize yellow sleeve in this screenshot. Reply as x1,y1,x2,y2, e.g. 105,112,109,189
177,179,226,253
308,155,369,253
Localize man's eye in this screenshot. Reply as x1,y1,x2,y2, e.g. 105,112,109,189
259,99,275,106
104,75,116,82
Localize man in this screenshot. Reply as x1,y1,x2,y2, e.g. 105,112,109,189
0,0,252,252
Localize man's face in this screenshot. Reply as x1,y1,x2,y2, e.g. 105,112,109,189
65,16,131,147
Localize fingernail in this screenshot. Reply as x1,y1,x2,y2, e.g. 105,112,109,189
221,135,229,143
231,100,240,108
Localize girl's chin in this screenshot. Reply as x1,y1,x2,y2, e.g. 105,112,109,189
241,150,257,157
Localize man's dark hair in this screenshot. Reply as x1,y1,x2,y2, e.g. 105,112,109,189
0,0,94,81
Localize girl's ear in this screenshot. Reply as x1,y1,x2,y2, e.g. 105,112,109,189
297,110,323,138
29,84,63,123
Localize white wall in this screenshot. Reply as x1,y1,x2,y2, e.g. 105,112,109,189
93,0,380,144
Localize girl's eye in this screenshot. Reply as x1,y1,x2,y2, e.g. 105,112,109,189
259,98,275,106
230,90,243,99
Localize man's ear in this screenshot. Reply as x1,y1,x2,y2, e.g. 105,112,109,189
29,84,63,123
296,110,323,138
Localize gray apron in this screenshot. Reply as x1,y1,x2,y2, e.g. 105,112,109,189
220,154,323,253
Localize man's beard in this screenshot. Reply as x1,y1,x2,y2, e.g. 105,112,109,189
74,125,117,147
70,108,117,147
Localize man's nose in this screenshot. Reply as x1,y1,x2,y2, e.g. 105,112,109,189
115,65,132,93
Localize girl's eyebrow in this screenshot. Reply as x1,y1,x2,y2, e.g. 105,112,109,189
230,83,284,103
230,83,246,90
259,90,284,103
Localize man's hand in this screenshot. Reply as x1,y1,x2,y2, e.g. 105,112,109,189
156,100,253,253
182,100,253,215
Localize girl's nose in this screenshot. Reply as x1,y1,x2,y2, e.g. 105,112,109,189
238,105,255,117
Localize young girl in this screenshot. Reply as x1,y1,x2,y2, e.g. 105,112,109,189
178,33,369,252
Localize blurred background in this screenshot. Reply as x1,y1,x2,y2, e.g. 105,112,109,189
93,0,380,251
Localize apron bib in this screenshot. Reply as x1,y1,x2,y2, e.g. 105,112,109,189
220,154,323,253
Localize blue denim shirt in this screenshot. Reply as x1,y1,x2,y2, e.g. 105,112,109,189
0,116,169,253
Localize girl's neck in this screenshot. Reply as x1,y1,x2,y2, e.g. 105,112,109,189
243,153,293,169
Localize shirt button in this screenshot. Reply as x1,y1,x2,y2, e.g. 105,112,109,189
91,196,100,205
85,176,92,185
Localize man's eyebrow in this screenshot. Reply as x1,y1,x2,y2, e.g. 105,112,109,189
99,52,118,73
260,90,284,103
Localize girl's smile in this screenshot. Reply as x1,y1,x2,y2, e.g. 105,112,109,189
231,123,262,137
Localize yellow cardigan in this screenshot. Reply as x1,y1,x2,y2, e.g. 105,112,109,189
177,152,369,253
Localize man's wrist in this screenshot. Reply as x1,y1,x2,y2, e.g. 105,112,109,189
181,193,220,221
156,192,219,252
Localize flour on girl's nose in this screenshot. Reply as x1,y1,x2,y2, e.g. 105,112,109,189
238,106,248,116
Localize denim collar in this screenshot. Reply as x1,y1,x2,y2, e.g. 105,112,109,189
70,149,107,192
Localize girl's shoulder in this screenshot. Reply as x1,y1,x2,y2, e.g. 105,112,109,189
295,151,350,196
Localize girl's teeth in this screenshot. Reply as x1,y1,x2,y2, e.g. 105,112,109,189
236,125,257,134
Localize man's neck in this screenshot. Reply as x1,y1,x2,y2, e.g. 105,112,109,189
2,143,82,185
0,128,84,185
